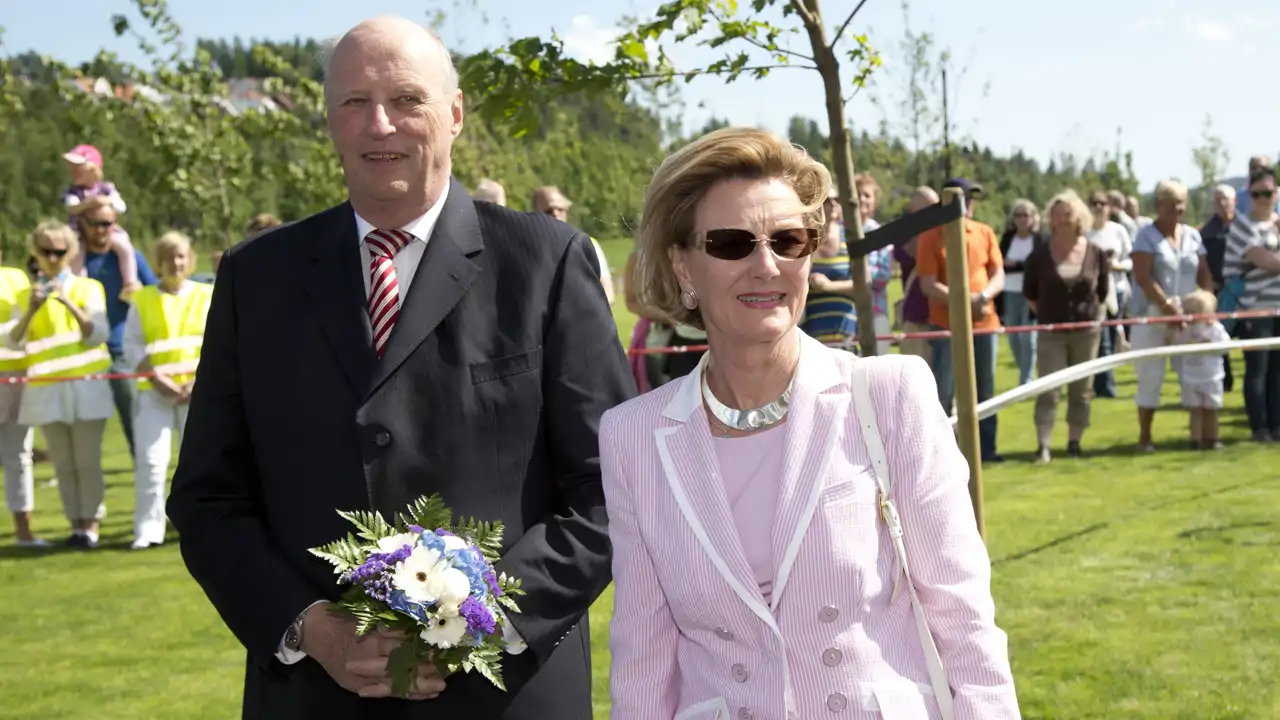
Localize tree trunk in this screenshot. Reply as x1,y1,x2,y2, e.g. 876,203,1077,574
796,0,879,356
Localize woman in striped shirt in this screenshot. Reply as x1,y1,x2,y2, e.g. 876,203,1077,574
1224,167,1280,441
801,189,857,346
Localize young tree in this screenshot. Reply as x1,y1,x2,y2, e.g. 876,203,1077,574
463,0,887,354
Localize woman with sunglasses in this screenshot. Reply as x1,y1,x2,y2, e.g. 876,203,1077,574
3,221,111,548
1129,180,1214,452
999,199,1049,385
1224,167,1280,441
600,127,1018,720
1085,190,1133,399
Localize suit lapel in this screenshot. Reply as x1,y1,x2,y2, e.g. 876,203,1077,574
655,354,781,636
302,203,377,398
769,334,849,612
367,178,484,399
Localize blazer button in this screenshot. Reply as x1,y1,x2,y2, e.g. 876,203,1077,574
731,663,749,682
826,693,848,712
736,708,754,720
714,626,734,641
822,648,843,667
373,431,391,448
819,606,839,623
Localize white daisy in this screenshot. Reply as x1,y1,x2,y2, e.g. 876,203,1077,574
391,546,447,604
376,531,421,554
420,613,468,648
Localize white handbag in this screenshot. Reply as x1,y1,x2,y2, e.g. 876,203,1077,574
851,360,955,720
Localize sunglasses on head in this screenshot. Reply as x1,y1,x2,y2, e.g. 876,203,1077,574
695,227,820,261
1251,189,1276,200
37,247,68,259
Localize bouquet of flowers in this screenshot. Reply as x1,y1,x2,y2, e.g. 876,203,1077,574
309,494,523,695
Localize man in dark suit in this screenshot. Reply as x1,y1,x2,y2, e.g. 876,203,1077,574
167,15,633,719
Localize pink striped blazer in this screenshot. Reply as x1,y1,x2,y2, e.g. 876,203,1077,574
599,333,1019,720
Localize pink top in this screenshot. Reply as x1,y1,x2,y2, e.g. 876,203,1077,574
712,424,785,604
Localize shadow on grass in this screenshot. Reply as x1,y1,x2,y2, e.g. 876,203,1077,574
1177,521,1276,546
993,522,1109,565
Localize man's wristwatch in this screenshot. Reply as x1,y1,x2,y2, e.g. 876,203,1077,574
979,289,992,302
283,608,308,655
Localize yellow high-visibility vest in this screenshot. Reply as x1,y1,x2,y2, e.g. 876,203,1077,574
0,268,30,373
133,282,213,391
16,276,110,385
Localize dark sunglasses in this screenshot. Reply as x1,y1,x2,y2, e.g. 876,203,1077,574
542,207,568,216
36,247,68,259
84,219,114,229
696,227,820,261
1251,189,1276,200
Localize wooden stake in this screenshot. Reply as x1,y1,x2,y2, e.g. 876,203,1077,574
941,187,986,539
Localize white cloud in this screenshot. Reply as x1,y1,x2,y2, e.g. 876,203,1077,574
1183,17,1234,42
561,15,621,65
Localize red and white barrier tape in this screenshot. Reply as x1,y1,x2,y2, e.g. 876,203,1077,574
0,371,160,385
626,308,1280,356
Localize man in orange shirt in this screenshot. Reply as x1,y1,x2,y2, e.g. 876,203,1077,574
916,178,1006,462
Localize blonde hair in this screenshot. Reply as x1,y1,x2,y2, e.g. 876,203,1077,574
154,230,192,265
473,179,506,206
634,126,831,329
531,186,570,213
1154,180,1189,206
1181,289,1217,316
1007,198,1040,234
29,220,80,261
1044,190,1092,238
854,172,881,200
1106,189,1127,207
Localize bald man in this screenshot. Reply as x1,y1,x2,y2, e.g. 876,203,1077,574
168,16,631,719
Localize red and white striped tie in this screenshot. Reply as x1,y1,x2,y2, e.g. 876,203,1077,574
365,229,413,357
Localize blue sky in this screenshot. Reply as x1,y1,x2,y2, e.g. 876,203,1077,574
5,0,1276,188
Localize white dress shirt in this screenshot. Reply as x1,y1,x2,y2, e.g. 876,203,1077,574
276,185,527,664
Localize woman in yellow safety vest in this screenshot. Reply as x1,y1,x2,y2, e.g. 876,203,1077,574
3,221,111,549
121,231,211,550
0,252,43,547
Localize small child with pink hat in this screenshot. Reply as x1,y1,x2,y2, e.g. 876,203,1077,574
63,143,142,300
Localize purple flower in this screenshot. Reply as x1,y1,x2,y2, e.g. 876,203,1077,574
435,528,456,537
408,524,425,535
459,596,496,636
345,545,414,602
484,569,502,598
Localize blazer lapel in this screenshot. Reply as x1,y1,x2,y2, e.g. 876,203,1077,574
655,354,781,636
769,334,849,612
367,178,483,398
302,203,377,398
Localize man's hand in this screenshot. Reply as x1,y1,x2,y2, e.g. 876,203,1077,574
970,292,990,319
299,602,446,701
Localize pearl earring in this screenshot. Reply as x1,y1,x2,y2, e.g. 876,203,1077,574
680,288,699,310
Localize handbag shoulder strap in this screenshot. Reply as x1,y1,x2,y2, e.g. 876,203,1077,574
851,359,955,720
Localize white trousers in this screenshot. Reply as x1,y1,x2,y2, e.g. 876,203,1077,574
874,314,892,357
133,390,189,544
42,420,107,521
1,423,34,513
1131,322,1173,409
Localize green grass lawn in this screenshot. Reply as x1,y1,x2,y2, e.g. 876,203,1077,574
1,237,1276,719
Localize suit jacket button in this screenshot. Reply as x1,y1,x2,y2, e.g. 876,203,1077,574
736,708,754,720
826,693,848,712
822,648,843,667
819,605,839,623
374,431,391,448
731,663,749,682
715,626,734,640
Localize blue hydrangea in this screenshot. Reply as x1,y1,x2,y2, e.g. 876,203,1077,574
388,590,428,622
418,531,445,554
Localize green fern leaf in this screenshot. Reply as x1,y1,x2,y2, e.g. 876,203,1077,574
308,532,368,574
337,509,394,542
497,594,522,613
397,494,454,533
470,650,506,691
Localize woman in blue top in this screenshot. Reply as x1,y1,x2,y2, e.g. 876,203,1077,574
801,190,857,345
1129,180,1214,452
